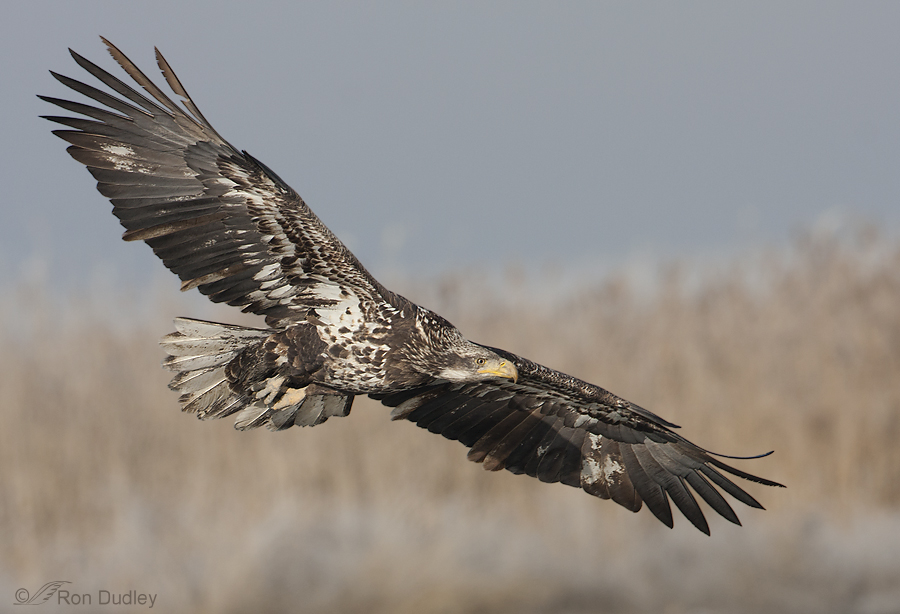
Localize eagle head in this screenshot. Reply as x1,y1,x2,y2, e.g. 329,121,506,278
415,311,518,384
435,342,518,384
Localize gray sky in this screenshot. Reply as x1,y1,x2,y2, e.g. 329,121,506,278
3,1,899,293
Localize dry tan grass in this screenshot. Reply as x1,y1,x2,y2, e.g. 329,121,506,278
2,227,899,613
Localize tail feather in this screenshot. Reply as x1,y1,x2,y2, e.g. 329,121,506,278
168,365,225,392
160,317,271,421
181,379,236,416
163,352,238,372
160,317,354,429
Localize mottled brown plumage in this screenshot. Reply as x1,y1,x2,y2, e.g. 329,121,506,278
42,38,782,534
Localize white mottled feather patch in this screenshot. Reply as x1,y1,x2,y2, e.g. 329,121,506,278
101,143,135,157
581,433,604,486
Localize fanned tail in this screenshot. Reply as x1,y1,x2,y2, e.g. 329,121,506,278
160,317,354,430
160,317,271,421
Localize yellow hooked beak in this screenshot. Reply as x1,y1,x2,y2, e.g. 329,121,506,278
478,359,518,383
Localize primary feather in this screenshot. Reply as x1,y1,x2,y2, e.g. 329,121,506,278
43,38,782,535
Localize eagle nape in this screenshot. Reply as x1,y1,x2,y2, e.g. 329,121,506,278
42,37,783,536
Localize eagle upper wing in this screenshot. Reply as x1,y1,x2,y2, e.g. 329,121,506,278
41,39,399,327
372,349,783,535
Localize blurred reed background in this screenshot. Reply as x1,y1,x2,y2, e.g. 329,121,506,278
2,225,899,614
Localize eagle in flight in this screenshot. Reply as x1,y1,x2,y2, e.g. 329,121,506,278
42,39,782,535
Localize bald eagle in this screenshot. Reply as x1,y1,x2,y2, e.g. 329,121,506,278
42,39,781,535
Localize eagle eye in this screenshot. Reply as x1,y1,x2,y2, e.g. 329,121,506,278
475,358,486,366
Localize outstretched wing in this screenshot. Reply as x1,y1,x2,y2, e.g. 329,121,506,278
373,349,783,535
41,38,398,326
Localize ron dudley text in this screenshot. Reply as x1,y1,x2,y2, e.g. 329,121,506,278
58,589,157,608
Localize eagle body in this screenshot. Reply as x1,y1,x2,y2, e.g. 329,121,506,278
43,39,782,535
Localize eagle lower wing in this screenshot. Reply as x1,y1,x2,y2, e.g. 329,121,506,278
41,39,398,327
372,350,783,535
